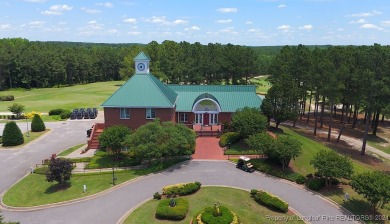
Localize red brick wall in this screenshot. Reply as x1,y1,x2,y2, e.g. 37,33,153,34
104,107,175,130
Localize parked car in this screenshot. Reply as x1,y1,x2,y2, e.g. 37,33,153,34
236,156,255,173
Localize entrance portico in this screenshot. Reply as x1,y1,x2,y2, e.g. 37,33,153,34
192,93,221,125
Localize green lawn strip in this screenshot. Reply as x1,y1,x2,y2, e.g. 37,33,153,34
319,185,390,224
224,140,258,155
367,135,390,154
57,144,86,156
85,151,140,169
281,126,375,176
124,186,304,224
1,129,50,148
0,81,124,113
2,158,188,207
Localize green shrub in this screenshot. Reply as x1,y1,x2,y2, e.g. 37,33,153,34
250,189,259,197
2,121,24,146
305,178,325,191
289,173,306,184
153,192,162,200
0,136,2,144
219,132,241,147
253,191,289,213
155,198,189,220
0,95,14,101
201,206,233,224
48,109,65,116
31,114,45,132
162,182,201,197
60,110,72,119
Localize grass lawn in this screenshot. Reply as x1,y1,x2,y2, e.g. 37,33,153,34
1,129,50,148
57,144,86,156
124,187,304,224
367,134,390,154
2,158,187,207
250,76,271,95
224,140,258,155
85,151,140,169
0,81,124,113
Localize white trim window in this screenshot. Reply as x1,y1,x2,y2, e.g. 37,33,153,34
179,113,188,123
195,113,203,124
146,108,156,119
120,108,130,119
211,114,218,124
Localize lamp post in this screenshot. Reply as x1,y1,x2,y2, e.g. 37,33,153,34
112,167,116,185
26,117,29,137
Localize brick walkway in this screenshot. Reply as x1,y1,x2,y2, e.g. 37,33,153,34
192,136,227,160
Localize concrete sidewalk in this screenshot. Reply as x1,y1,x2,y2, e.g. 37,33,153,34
61,144,97,159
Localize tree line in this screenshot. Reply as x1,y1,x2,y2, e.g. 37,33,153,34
0,38,267,90
263,44,390,155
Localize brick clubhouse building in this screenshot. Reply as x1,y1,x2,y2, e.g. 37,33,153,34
88,52,262,149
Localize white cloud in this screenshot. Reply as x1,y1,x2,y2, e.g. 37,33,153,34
246,21,253,25
96,2,113,8
277,25,291,31
360,23,383,30
349,18,366,24
349,10,381,17
107,29,119,35
184,26,200,31
381,21,390,26
215,19,232,24
41,4,73,15
24,0,46,2
278,4,287,8
81,7,102,14
123,18,137,24
28,21,45,27
337,28,344,31
299,24,313,30
173,19,188,25
127,31,142,36
145,16,167,24
219,26,237,34
248,28,261,32
217,8,238,13
0,24,11,30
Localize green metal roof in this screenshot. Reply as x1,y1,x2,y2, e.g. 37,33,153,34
101,73,177,108
169,85,262,112
134,51,150,61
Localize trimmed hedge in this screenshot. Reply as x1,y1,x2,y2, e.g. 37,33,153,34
219,132,241,147
162,182,201,197
0,95,14,101
60,110,72,119
48,109,65,116
251,189,289,213
155,198,189,220
2,121,24,146
31,114,45,132
201,206,234,224
305,178,326,191
250,159,306,184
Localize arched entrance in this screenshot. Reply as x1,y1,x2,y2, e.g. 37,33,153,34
192,93,221,125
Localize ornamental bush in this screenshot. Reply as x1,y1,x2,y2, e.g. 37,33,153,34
305,178,326,191
60,110,72,119
48,109,65,116
201,206,234,224
162,182,201,197
2,121,24,146
252,190,289,213
31,114,45,132
0,95,14,101
155,198,189,220
219,132,241,147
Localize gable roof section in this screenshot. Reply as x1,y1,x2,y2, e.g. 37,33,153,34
169,85,262,112
101,73,177,108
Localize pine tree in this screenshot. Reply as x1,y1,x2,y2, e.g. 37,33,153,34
31,114,45,132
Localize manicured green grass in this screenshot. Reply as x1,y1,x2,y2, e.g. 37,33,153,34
57,144,86,156
86,151,140,169
0,81,124,113
250,76,271,95
281,126,375,176
224,140,258,155
367,135,390,154
320,185,390,224
124,187,304,224
2,158,188,207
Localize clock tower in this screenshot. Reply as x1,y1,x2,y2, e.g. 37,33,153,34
134,51,150,74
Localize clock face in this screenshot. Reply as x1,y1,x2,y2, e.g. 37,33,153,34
137,63,145,71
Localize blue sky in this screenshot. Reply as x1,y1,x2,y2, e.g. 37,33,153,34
0,0,389,46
